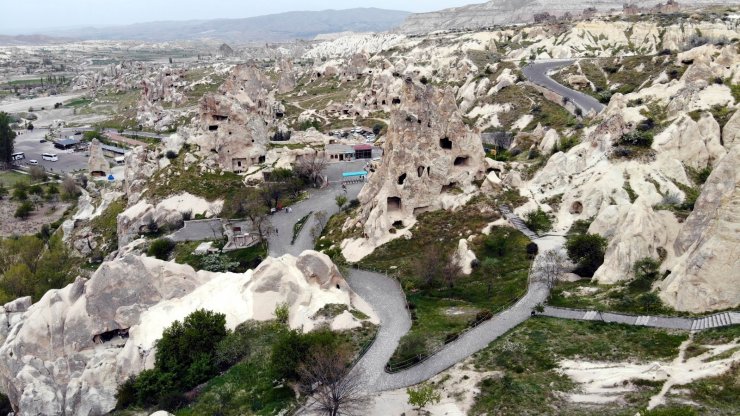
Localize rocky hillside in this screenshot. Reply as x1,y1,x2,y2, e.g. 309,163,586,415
399,0,740,34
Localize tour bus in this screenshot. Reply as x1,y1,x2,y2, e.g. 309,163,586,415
11,152,25,161
42,153,59,162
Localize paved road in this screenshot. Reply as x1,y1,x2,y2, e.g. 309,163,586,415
522,60,605,115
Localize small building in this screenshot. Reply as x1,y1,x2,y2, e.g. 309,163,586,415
354,144,373,159
327,144,356,162
101,144,128,158
54,137,80,150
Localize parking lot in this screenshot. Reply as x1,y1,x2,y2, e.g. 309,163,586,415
12,128,88,175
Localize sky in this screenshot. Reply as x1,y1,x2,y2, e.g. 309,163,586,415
1,0,483,34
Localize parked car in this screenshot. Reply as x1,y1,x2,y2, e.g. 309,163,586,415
39,139,47,143
29,159,39,165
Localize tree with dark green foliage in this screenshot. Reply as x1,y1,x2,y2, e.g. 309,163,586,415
0,112,16,169
116,309,229,410
271,328,341,381
566,233,608,277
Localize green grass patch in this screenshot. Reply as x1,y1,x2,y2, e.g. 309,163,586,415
549,280,684,316
470,317,688,415
0,171,30,187
173,241,266,273
382,221,532,366
88,198,126,258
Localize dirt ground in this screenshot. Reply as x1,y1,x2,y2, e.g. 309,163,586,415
0,200,71,236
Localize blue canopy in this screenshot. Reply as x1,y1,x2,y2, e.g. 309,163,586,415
342,171,367,178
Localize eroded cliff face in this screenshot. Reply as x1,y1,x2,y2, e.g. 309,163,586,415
342,81,485,262
660,146,740,312
520,43,739,312
0,251,376,416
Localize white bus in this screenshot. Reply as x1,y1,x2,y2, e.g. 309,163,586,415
42,153,59,162
11,152,25,161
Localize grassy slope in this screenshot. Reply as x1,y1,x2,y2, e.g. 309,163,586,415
471,317,689,415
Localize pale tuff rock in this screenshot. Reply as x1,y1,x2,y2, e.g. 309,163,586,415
652,113,726,169
723,110,740,149
592,198,679,284
116,193,223,247
0,251,376,416
124,146,160,205
454,239,478,275
660,146,740,312
190,93,269,172
136,67,187,131
343,81,485,262
184,65,278,172
87,139,109,176
276,58,297,94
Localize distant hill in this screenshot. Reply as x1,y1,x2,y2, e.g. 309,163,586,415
399,0,740,34
41,8,411,43
0,34,74,46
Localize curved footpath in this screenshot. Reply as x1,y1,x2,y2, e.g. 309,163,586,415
522,60,606,115
276,186,738,394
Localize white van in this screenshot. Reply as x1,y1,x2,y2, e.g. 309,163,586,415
42,153,58,162
11,152,25,161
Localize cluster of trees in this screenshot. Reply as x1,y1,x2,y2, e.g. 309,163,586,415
2,176,79,220
565,233,608,277
118,309,364,415
0,112,16,169
0,234,78,303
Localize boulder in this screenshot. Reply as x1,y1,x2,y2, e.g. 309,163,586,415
454,239,478,275
652,113,725,169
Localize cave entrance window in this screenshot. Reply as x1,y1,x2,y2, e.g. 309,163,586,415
398,173,407,185
570,201,584,215
208,125,218,131
392,220,404,229
258,155,266,164
440,137,453,150
454,156,470,166
392,97,401,105
212,115,228,121
417,166,425,177
387,197,402,212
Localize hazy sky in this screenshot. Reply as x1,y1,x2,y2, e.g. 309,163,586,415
2,0,483,33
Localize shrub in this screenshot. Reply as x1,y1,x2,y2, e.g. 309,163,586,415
393,332,427,365
14,201,34,219
629,257,661,292
274,302,289,324
165,150,177,159
566,233,608,277
29,166,47,182
147,238,176,260
271,328,341,380
524,208,552,234
617,131,653,147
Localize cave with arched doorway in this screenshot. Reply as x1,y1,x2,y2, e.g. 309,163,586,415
570,201,583,215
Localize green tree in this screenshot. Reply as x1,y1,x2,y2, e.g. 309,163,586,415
14,201,34,219
0,112,16,169
524,208,552,234
407,382,441,411
566,233,608,277
335,194,348,210
629,257,661,292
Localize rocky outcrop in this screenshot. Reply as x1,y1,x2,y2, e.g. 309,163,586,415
124,146,160,204
0,251,376,416
342,81,485,262
190,93,269,172
660,146,740,312
652,113,726,169
276,58,297,94
399,1,738,34
116,193,223,247
87,139,108,176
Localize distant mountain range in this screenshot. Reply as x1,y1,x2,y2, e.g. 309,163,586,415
28,8,410,44
398,0,740,33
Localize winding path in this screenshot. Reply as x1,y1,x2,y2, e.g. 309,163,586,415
522,60,605,115
277,188,738,394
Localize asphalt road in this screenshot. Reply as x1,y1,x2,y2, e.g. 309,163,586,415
522,60,606,115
